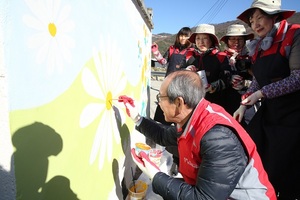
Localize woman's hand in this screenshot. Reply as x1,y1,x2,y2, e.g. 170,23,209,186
233,105,247,122
231,75,244,90
241,90,263,105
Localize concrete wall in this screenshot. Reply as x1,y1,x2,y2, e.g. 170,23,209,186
0,0,152,199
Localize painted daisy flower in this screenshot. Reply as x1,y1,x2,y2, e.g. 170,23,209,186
80,36,126,170
23,0,75,74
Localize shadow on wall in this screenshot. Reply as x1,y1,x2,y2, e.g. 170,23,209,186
12,122,79,200
112,105,135,200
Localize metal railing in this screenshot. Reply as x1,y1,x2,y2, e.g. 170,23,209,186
151,71,165,80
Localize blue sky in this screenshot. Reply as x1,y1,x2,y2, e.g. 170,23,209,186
144,0,300,34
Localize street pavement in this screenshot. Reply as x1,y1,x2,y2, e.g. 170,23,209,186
149,80,162,118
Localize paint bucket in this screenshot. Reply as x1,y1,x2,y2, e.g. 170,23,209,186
149,148,162,166
128,180,148,200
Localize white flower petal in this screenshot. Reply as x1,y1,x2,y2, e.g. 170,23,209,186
106,108,121,141
81,68,102,99
28,32,49,49
79,103,103,128
111,76,127,95
59,20,75,33
57,4,71,24
22,15,44,31
35,37,51,64
89,124,102,165
98,119,109,170
56,34,73,63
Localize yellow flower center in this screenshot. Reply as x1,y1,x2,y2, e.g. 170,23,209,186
48,23,57,37
106,91,113,110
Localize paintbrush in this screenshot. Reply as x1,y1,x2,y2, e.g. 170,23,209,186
110,96,135,115
131,167,136,193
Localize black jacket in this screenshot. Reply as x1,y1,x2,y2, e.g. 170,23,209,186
136,118,248,199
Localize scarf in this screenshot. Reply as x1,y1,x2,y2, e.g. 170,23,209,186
228,49,238,68
226,47,249,68
247,22,281,56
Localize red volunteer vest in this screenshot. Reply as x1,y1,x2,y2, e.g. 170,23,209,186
252,20,300,62
168,45,194,61
177,99,274,197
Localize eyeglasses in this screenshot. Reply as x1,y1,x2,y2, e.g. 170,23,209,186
156,93,168,103
228,38,245,42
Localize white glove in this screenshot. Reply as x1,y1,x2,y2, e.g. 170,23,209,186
151,43,167,65
244,80,252,88
124,102,140,123
241,90,263,106
131,148,160,180
231,75,244,90
151,43,159,53
233,105,247,122
186,65,197,72
229,56,237,66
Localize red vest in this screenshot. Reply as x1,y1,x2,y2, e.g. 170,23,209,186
252,20,300,62
177,99,274,197
168,45,194,61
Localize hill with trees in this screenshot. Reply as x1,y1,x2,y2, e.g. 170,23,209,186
152,12,300,54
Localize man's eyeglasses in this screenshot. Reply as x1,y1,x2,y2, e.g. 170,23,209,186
156,93,168,103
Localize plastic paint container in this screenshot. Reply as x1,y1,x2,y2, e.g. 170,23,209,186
135,143,151,156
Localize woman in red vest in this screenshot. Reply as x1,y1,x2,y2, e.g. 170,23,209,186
220,24,256,126
234,0,300,198
151,27,194,77
186,24,236,115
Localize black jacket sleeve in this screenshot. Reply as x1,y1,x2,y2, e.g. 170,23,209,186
135,117,178,146
151,125,248,200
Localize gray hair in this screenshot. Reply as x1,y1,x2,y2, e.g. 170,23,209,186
167,70,205,108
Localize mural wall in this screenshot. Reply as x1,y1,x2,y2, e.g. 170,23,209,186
0,0,152,199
